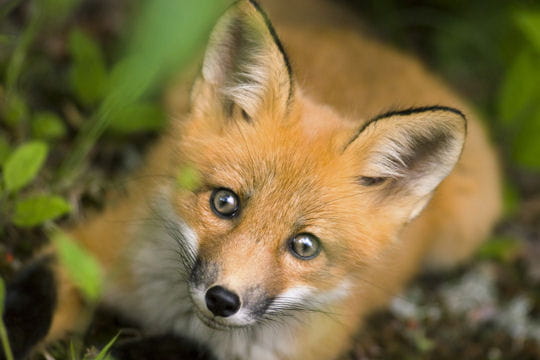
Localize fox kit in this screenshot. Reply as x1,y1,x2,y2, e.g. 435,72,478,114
3,0,501,359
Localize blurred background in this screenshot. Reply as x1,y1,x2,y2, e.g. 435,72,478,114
0,0,539,359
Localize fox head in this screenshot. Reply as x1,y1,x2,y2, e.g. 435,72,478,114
144,0,466,331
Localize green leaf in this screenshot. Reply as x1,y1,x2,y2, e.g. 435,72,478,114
31,111,67,140
2,94,29,128
0,135,10,166
52,230,103,302
3,141,48,193
108,102,165,134
12,195,71,227
515,11,540,53
176,165,201,192
101,0,230,115
69,29,108,106
497,50,540,126
512,107,540,169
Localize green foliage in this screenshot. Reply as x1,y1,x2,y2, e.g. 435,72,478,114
52,230,103,303
0,135,10,166
59,0,229,184
176,165,201,192
66,333,118,360
31,111,67,140
3,93,29,127
516,12,540,52
0,139,71,229
13,195,71,227
108,102,165,134
69,29,109,106
93,333,119,360
511,109,540,169
502,181,520,217
497,50,539,127
2,141,48,193
477,235,523,263
497,10,540,170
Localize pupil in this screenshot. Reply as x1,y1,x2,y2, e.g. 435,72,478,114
219,194,233,209
214,190,237,215
210,188,239,218
297,236,313,255
290,233,320,260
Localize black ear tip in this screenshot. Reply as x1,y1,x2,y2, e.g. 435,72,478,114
247,0,263,10
241,0,294,83
345,105,467,151
372,105,466,123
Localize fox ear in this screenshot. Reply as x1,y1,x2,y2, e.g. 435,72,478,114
346,106,467,219
194,0,293,119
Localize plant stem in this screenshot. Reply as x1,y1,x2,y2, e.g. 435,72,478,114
5,3,41,94
0,321,14,360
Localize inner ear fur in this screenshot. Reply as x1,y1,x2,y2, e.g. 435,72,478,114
346,106,467,199
195,0,293,119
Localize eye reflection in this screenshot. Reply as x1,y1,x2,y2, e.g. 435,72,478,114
210,188,239,218
289,233,321,260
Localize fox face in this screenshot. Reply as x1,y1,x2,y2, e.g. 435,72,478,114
128,0,465,347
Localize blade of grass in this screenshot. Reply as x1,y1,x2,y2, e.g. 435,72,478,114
93,333,120,360
5,4,40,93
70,341,79,360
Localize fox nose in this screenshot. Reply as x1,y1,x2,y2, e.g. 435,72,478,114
205,285,241,317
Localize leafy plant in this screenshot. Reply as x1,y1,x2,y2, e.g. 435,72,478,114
0,141,71,230
52,229,103,303
497,10,540,170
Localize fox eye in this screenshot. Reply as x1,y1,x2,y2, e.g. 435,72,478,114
210,188,240,219
358,176,386,186
289,233,321,260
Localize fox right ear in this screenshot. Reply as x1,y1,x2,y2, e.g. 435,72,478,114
345,106,467,220
191,0,293,120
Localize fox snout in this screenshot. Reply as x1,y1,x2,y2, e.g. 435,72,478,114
188,259,273,328
205,285,241,317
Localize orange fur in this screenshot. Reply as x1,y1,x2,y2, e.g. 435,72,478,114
43,1,501,359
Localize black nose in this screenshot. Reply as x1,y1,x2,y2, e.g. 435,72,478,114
205,285,241,317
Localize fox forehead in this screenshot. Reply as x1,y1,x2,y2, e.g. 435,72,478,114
180,98,357,194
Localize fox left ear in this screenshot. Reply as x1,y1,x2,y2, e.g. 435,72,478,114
345,106,467,220
193,0,293,120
